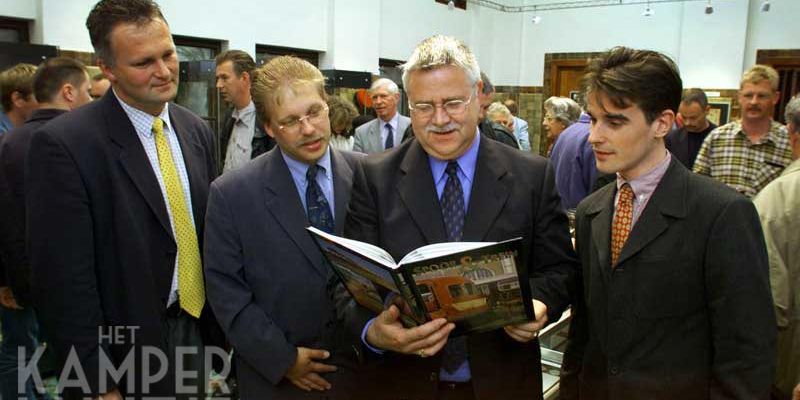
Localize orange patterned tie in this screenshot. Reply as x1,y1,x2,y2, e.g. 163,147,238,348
610,183,634,267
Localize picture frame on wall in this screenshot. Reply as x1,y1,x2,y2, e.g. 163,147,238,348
707,97,732,126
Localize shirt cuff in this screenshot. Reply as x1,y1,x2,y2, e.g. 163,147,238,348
361,318,385,355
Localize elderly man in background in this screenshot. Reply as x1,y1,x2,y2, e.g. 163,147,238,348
543,96,581,156
754,94,800,400
353,78,410,154
486,101,515,133
503,98,531,151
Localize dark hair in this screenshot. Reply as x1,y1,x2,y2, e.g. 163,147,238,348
86,0,166,66
0,63,37,112
33,57,88,104
681,88,708,109
215,50,256,77
503,99,518,115
582,46,682,123
480,71,494,95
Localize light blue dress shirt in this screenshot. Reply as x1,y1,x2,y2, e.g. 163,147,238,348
281,147,335,219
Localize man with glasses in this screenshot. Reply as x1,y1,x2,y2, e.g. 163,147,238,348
204,55,365,399
345,35,577,400
353,78,410,154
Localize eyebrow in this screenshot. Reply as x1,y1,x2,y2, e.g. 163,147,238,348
604,112,630,122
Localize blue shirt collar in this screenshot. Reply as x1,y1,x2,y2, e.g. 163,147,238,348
281,145,333,181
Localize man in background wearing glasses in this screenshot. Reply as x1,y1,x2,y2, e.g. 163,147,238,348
344,35,577,400
203,56,365,399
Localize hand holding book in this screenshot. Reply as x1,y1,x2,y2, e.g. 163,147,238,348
365,304,455,357
504,299,549,343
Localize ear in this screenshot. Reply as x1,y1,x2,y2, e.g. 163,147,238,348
652,109,675,139
10,91,26,107
62,83,76,103
476,80,484,96
263,121,276,139
98,59,116,84
241,71,251,85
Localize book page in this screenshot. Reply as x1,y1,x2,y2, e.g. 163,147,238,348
398,241,493,265
307,227,398,268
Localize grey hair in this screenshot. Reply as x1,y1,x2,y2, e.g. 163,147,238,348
370,78,399,94
544,96,582,127
486,102,512,120
401,35,481,91
785,94,800,132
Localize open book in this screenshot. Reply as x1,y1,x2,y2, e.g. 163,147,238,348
307,227,533,335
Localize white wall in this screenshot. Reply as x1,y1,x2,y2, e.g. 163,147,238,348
0,0,797,89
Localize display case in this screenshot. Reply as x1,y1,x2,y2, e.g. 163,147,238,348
539,309,571,399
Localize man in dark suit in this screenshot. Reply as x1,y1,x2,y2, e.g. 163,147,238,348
345,35,577,400
664,88,716,169
561,47,776,400
215,49,274,173
0,56,92,400
204,56,365,399
26,1,223,398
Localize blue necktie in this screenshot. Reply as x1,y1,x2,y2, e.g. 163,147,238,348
384,123,394,150
440,161,467,372
306,164,334,234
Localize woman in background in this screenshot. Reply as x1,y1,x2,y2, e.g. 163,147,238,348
543,96,581,156
327,96,359,151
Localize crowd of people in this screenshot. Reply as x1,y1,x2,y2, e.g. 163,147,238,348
0,0,797,399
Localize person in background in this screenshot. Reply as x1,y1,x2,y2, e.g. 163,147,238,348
754,94,800,400
503,98,531,151
327,95,358,152
89,72,111,100
0,63,38,134
664,88,717,169
549,106,598,211
543,96,581,156
485,101,514,133
353,78,410,154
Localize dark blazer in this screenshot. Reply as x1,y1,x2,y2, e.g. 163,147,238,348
664,123,715,169
344,136,578,400
26,91,224,399
204,147,368,400
217,108,274,172
561,158,777,400
0,108,66,305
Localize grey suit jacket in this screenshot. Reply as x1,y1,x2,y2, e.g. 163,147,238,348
204,147,368,399
561,158,776,400
352,113,411,154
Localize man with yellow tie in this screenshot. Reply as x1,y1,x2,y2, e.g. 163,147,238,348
26,0,223,398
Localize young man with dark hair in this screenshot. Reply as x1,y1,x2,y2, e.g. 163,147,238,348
215,49,274,172
665,87,716,168
0,63,38,133
27,1,223,398
561,47,776,400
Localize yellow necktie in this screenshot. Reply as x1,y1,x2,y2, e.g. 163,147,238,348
152,117,205,318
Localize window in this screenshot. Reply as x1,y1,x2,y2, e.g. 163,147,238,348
0,18,29,43
255,44,319,67
172,35,222,62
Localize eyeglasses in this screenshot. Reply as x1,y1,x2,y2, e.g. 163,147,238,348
278,105,329,133
408,93,473,119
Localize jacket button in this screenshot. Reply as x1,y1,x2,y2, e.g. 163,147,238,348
610,366,620,375
430,372,438,381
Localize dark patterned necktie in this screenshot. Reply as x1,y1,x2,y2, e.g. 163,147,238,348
440,161,467,372
384,123,394,150
306,164,335,234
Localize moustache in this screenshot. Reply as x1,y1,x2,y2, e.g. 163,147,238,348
297,135,326,146
425,123,461,133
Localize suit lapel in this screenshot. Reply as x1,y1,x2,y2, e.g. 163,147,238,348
616,159,687,266
331,149,354,235
105,94,172,237
462,138,510,241
397,141,448,244
262,150,327,278
369,120,382,152
586,185,614,280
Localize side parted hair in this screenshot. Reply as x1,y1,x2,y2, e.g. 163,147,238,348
741,64,779,91
582,46,682,124
544,96,582,127
402,35,481,91
0,63,37,113
251,55,326,125
215,49,256,77
86,0,167,66
33,57,88,104
370,78,399,95
681,88,709,109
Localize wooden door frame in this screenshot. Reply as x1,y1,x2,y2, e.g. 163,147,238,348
756,49,800,124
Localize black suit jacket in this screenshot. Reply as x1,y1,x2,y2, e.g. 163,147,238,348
561,158,777,400
664,123,715,169
344,136,578,400
26,91,223,398
217,108,274,172
0,108,66,305
204,147,368,400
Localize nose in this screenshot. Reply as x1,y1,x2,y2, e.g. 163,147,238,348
154,59,171,79
587,123,604,145
299,117,315,135
215,78,223,89
431,104,451,126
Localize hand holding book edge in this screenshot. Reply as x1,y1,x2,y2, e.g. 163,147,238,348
366,304,455,356
503,299,548,343
285,347,337,392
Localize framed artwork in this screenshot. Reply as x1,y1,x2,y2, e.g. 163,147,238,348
707,97,732,126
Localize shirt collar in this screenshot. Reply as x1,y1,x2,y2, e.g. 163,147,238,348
616,151,671,198
731,120,786,145
281,145,333,182
429,128,481,186
232,100,256,121
113,88,173,138
380,112,400,130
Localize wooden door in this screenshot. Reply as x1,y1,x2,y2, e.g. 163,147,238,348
550,59,588,100
757,50,800,124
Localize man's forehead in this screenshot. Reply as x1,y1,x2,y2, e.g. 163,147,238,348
587,91,635,115
740,80,774,93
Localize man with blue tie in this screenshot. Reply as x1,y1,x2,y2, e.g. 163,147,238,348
345,35,577,400
203,56,365,399
352,78,411,154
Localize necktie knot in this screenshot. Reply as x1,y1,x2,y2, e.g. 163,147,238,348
619,183,634,202
611,183,635,267
152,117,164,136
445,161,459,179
306,164,322,181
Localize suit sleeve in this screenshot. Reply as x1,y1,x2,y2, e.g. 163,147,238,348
344,161,380,245
26,128,113,396
705,197,776,399
529,161,580,323
203,182,297,385
754,195,791,329
352,126,366,154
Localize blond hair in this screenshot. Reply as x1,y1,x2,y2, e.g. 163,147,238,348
0,63,37,112
486,102,512,121
741,65,779,91
251,56,326,125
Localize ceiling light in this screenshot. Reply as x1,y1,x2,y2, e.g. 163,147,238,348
531,15,542,24
642,6,654,17
705,0,713,14
760,0,770,12
448,0,455,11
